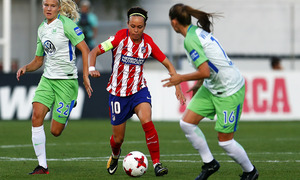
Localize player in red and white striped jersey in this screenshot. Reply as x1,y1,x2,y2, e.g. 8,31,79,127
89,7,185,176
103,28,166,97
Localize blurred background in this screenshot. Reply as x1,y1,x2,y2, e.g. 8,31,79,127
0,0,300,121
1,0,300,72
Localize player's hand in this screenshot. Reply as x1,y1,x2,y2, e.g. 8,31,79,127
83,75,93,98
89,70,101,78
186,86,199,97
175,86,186,105
16,66,27,81
186,79,203,97
161,73,182,87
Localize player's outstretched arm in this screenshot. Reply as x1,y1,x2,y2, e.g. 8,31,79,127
162,61,210,87
16,56,44,81
161,57,186,105
77,40,93,98
88,46,103,78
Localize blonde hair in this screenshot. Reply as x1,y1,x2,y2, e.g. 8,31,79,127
59,0,80,22
42,0,80,22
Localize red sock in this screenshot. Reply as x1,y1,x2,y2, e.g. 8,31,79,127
142,121,160,165
110,135,122,157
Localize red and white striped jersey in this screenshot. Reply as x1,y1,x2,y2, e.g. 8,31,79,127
98,29,166,97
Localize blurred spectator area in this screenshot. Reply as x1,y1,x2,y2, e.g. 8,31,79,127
0,0,300,72
0,60,18,72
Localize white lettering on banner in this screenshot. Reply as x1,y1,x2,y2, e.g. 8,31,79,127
0,86,36,120
0,86,84,120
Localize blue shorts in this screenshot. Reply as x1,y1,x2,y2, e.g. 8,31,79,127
108,87,152,125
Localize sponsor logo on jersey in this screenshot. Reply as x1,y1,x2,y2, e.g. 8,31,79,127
74,27,83,36
43,40,56,56
121,55,145,65
190,49,199,61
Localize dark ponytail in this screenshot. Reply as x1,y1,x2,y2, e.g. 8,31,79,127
169,3,216,33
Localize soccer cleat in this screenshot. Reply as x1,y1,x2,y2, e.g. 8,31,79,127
107,150,121,175
195,159,220,180
154,163,168,176
28,165,49,175
240,166,259,180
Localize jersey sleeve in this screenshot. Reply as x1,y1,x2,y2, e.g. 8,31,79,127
62,16,85,46
35,24,45,57
147,35,166,62
35,36,44,56
97,29,124,53
184,34,208,68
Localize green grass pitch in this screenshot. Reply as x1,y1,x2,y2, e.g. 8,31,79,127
0,119,299,179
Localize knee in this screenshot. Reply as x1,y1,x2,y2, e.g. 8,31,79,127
31,113,44,127
31,104,48,126
31,113,39,121
51,129,62,137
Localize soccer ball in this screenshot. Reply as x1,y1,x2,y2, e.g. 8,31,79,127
123,151,148,177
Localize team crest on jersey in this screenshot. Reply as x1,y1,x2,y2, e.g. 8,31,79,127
43,40,56,56
141,47,146,53
190,49,199,61
74,27,83,36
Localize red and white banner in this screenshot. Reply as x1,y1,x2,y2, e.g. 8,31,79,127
143,71,299,121
0,72,298,121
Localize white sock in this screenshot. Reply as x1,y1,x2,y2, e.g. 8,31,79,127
219,139,254,172
32,125,47,169
180,120,214,163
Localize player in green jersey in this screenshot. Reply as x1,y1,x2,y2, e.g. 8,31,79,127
162,3,259,180
16,0,93,175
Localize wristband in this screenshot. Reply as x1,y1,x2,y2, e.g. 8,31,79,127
89,66,96,72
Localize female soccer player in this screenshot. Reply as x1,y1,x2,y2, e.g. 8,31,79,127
16,0,92,174
162,3,259,180
89,7,185,177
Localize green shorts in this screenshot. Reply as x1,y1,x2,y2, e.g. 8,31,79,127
187,85,245,133
33,76,78,124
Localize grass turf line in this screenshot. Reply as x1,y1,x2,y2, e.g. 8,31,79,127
0,120,299,179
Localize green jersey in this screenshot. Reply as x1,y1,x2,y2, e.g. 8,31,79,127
36,15,84,79
184,25,244,97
